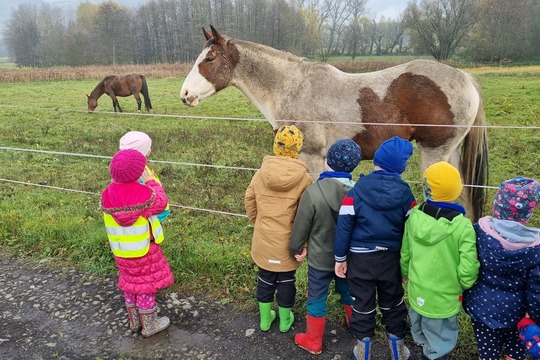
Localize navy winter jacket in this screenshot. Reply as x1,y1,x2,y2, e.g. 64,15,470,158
334,172,416,262
464,222,540,329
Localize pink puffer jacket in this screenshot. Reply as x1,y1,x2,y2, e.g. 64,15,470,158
101,179,174,294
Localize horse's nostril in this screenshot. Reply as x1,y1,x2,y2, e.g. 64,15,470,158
181,98,187,104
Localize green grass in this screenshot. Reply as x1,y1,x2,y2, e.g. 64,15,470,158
0,69,539,358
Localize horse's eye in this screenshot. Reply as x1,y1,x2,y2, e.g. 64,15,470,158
204,56,215,63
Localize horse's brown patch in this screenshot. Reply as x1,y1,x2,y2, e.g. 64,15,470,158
354,73,455,159
199,39,240,91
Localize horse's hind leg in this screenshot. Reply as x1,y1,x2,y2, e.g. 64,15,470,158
134,93,142,113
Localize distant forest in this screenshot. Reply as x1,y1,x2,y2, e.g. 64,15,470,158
3,0,540,67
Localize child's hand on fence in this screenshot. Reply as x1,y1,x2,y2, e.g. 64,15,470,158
295,247,307,262
335,262,347,278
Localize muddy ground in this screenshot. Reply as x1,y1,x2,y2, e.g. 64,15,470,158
0,256,423,359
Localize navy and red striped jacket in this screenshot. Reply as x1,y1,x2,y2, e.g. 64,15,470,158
334,171,416,262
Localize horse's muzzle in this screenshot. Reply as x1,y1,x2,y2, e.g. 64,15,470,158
181,95,199,107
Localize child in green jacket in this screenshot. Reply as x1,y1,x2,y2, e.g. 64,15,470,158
401,162,480,360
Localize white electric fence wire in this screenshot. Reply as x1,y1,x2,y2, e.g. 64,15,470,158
0,104,539,130
0,106,529,216
0,178,248,218
0,146,259,171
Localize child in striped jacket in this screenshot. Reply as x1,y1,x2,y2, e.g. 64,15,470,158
334,136,416,360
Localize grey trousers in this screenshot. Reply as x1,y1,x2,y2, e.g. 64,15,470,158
409,308,458,359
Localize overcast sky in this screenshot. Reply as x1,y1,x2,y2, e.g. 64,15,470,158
366,0,409,20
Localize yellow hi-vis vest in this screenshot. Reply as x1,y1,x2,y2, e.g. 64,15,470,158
104,214,164,258
147,165,170,214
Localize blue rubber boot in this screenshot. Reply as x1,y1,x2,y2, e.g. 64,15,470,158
353,337,372,360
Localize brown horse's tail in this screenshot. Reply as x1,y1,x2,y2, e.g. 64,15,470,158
461,78,489,222
140,75,153,111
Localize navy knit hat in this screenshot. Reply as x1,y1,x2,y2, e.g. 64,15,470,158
373,136,414,174
326,139,362,173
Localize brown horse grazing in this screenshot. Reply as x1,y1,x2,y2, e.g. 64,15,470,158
87,74,153,113
180,26,489,221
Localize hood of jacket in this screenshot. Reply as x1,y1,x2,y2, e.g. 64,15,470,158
407,206,468,246
318,177,355,213
101,182,153,227
353,173,411,212
259,155,310,192
476,221,540,274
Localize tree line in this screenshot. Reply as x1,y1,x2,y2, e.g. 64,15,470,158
3,0,540,68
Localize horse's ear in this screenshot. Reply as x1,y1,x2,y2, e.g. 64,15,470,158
209,25,223,42
86,94,89,98
203,27,212,40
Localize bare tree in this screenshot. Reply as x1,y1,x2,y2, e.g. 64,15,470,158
3,4,40,67
36,4,66,67
319,0,353,60
346,0,368,59
465,0,531,63
403,0,479,60
92,2,133,65
380,18,405,54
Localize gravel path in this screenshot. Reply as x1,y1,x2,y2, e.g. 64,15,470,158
0,257,422,360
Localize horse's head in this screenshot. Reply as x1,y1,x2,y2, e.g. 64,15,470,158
180,25,239,107
87,94,97,113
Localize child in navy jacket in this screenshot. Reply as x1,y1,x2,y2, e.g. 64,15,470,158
464,177,540,360
334,136,416,360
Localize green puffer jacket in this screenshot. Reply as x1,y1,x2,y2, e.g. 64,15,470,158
400,204,480,318
290,177,355,272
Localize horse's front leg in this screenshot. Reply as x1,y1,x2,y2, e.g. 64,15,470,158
110,95,120,112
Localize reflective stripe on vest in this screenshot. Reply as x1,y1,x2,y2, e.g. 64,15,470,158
104,214,164,258
146,165,170,213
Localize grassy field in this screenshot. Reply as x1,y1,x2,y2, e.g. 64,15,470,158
0,66,539,358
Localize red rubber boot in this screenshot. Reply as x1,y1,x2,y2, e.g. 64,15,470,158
294,315,326,354
343,304,353,327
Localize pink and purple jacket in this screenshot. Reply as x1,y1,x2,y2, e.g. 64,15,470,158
101,180,174,295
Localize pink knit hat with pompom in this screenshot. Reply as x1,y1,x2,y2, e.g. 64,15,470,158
109,149,147,183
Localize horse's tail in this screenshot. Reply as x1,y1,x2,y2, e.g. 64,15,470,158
140,75,153,111
461,78,489,222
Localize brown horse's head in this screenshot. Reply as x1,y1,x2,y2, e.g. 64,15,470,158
87,94,97,113
180,25,239,107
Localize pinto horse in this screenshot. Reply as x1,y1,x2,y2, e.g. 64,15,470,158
87,74,153,113
180,26,489,221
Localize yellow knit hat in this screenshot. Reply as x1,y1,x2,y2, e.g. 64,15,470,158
423,162,463,202
273,125,303,159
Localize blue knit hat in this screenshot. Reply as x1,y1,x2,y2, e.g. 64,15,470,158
373,136,414,174
326,139,362,173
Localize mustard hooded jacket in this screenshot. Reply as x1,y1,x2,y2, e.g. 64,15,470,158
245,155,313,272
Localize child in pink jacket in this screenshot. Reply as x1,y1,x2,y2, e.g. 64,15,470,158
101,149,174,337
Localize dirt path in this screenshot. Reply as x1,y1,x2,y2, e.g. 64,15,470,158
0,257,422,360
